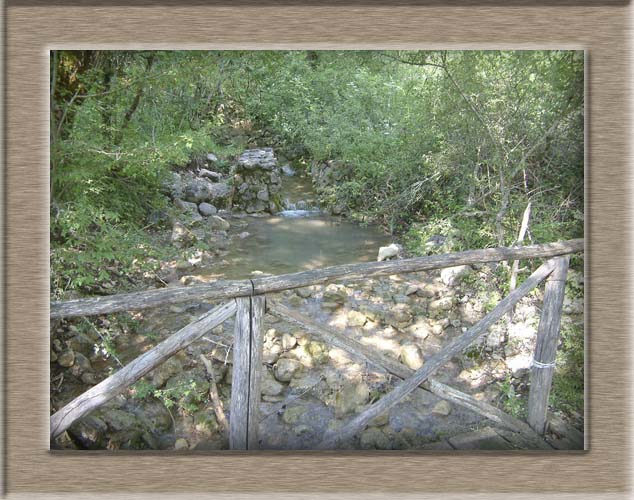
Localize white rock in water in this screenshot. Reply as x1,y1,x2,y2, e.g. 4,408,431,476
377,243,401,262
440,265,472,286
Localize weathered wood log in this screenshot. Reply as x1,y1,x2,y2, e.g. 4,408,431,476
51,239,584,319
50,280,251,319
318,258,556,449
528,256,570,435
269,301,551,449
229,296,265,450
426,379,552,450
50,300,237,439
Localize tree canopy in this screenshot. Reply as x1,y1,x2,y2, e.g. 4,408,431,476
50,50,583,294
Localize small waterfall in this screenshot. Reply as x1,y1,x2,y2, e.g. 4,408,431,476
278,198,321,217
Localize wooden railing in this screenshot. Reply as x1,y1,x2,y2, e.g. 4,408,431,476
50,239,583,450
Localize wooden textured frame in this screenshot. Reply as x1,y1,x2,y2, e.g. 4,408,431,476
3,1,630,498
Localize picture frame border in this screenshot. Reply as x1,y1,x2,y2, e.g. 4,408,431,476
3,1,630,498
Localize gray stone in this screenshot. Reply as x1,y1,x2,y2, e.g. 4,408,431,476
209,215,230,230
347,310,367,327
400,343,424,370
282,333,297,350
57,349,75,367
428,296,454,315
432,400,452,417
100,408,141,431
73,352,92,372
198,202,217,216
335,382,370,418
151,357,183,388
206,153,219,162
238,148,277,170
256,188,269,201
360,427,391,449
296,287,313,298
68,416,108,449
274,358,301,382
441,265,472,286
282,405,306,425
171,221,195,247
261,369,285,396
174,438,189,450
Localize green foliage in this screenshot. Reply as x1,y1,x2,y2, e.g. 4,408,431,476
550,320,584,417
497,375,527,419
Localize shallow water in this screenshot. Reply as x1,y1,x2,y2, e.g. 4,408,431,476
207,214,391,280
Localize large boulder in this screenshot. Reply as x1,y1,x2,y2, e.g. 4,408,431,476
182,174,231,206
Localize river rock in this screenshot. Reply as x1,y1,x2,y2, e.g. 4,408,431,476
174,438,189,450
262,343,282,365
400,343,424,370
199,168,221,181
377,243,402,262
282,333,297,350
347,310,367,327
404,284,420,296
57,349,75,367
100,408,141,431
198,202,217,216
323,284,348,304
360,427,391,449
261,369,284,396
385,304,412,327
428,296,454,316
282,405,306,425
432,400,452,417
296,287,313,298
441,265,472,286
335,382,370,418
274,358,301,382
68,415,108,449
151,356,183,388
209,215,230,230
73,352,92,372
171,221,195,247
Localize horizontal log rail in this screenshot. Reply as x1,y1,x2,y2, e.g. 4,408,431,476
50,300,237,439
50,239,583,319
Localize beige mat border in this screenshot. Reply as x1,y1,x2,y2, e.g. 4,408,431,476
3,2,631,498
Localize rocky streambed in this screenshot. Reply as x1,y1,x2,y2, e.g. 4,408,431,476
50,147,584,451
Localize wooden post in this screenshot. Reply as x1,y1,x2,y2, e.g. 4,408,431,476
528,255,570,435
230,295,265,450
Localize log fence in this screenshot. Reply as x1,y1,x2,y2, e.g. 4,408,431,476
50,239,583,450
